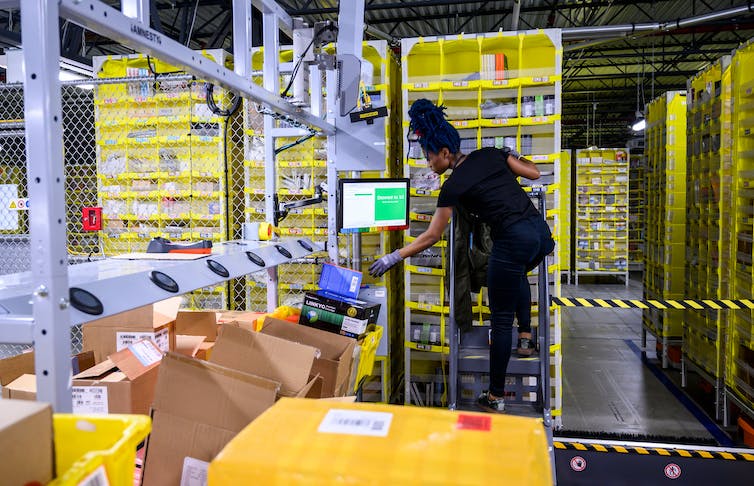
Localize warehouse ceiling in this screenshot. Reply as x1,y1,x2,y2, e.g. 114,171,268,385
2,1,753,148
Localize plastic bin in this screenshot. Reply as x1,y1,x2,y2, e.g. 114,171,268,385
352,326,384,392
50,414,151,486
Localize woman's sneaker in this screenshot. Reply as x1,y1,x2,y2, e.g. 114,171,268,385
517,337,536,357
477,391,505,413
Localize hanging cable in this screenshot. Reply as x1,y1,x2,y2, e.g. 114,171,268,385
205,83,242,117
275,132,316,155
281,23,338,98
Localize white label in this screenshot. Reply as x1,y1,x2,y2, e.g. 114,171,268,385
117,328,169,352
129,340,163,367
374,290,386,298
180,457,209,486
341,316,368,335
77,464,110,486
318,409,393,437
72,387,109,415
349,276,359,294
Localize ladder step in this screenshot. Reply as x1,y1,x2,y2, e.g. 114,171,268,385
458,347,541,375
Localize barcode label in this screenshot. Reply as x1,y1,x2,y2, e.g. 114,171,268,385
72,387,108,415
129,340,163,367
318,409,393,437
180,457,209,486
117,328,169,352
77,465,109,486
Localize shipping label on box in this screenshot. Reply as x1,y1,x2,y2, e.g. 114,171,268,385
117,328,169,353
72,386,109,415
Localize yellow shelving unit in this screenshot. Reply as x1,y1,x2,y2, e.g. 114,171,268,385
728,40,754,417
93,51,239,309
574,148,629,285
401,30,562,422
683,57,732,419
643,91,687,367
559,150,571,281
628,152,645,271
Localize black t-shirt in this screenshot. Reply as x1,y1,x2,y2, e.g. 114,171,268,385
437,147,539,229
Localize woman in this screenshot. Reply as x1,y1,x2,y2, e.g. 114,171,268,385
369,99,555,412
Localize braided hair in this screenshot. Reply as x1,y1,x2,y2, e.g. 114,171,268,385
408,99,461,155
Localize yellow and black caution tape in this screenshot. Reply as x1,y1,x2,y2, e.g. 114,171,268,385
551,297,754,311
554,441,754,461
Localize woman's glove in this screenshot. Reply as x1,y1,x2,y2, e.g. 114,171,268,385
505,146,522,159
368,250,403,277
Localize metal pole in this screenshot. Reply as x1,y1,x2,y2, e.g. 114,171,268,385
121,0,150,26
535,187,555,482
511,0,522,31
21,0,73,412
448,212,458,410
263,11,280,312
326,68,339,263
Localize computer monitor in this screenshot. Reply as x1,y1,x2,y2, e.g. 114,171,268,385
338,178,410,233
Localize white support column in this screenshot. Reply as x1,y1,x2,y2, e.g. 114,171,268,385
336,0,365,58
21,0,73,412
263,11,280,311
232,0,254,81
326,68,339,263
309,64,322,117
121,0,150,26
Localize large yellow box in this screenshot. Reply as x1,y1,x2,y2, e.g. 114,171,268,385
209,398,552,485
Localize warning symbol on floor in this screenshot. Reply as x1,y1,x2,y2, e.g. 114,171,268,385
570,456,587,472
664,463,681,480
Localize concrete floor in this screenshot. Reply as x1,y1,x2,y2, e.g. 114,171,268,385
559,276,720,443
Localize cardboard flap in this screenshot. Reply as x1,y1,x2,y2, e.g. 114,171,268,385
176,335,207,357
261,317,354,360
152,353,279,431
153,297,182,326
175,311,218,340
6,373,37,393
0,350,34,386
211,325,319,395
83,305,153,329
73,359,117,379
109,339,163,380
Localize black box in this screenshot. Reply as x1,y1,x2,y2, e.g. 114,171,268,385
300,290,381,339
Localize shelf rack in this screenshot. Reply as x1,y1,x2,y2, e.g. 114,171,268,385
628,152,646,271
93,50,240,310
400,29,563,424
727,39,754,417
682,56,732,421
643,91,687,368
574,148,630,285
559,150,571,282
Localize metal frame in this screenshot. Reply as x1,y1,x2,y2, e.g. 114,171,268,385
4,0,374,411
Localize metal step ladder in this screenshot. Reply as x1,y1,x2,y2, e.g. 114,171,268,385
447,187,556,477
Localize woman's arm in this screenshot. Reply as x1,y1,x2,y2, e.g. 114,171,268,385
398,206,452,258
507,153,541,180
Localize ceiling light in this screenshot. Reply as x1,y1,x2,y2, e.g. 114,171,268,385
632,118,646,132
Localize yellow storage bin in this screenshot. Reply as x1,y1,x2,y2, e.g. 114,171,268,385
50,414,150,486
354,326,384,392
209,398,552,485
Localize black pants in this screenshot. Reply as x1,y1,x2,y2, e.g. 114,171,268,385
488,215,555,397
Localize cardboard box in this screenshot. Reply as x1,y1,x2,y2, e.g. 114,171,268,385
72,340,163,414
195,342,215,361
318,262,363,299
1,351,96,401
0,400,53,486
209,398,553,485
175,310,219,341
82,297,181,362
175,334,207,357
142,353,280,486
261,317,356,398
300,290,381,338
217,310,264,332
0,350,33,387
2,373,37,400
209,324,321,397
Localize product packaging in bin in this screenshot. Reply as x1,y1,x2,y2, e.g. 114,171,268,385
209,398,553,485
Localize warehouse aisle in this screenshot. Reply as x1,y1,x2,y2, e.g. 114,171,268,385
559,277,718,443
